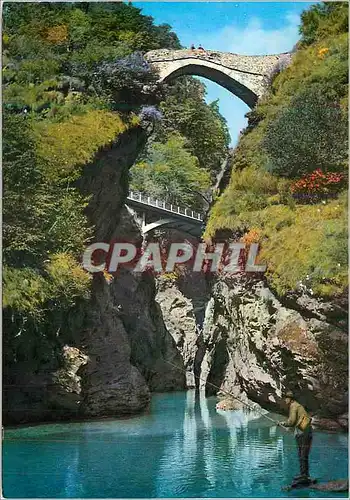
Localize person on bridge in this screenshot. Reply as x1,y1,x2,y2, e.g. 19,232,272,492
278,391,313,484
190,44,196,50
198,44,205,51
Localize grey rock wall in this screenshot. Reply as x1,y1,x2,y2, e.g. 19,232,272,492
195,274,348,430
3,123,186,425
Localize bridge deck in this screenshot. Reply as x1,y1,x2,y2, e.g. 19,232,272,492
127,191,204,223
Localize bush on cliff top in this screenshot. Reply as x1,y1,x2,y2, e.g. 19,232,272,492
262,85,348,178
34,109,137,181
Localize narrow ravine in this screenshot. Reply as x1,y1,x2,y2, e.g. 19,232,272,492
2,3,348,498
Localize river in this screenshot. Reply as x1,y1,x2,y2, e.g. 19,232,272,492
2,391,348,498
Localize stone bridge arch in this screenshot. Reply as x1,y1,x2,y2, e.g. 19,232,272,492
145,49,290,108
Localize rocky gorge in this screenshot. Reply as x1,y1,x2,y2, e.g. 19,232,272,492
3,118,348,430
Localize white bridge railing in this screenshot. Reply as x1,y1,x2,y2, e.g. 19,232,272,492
127,191,204,222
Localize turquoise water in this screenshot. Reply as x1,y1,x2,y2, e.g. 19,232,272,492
2,391,348,498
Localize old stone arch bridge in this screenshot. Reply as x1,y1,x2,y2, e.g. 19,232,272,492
145,48,290,108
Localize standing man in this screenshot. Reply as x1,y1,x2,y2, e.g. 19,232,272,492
279,391,313,484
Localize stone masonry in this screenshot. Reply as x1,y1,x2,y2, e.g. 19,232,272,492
145,49,290,108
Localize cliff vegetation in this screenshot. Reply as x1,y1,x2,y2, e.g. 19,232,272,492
205,2,348,298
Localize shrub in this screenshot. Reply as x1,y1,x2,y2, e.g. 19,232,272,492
291,169,347,203
34,109,132,181
91,52,162,109
262,86,348,178
3,267,49,317
45,253,92,306
204,165,290,238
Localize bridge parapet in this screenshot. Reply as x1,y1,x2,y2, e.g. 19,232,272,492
145,49,288,76
127,191,204,221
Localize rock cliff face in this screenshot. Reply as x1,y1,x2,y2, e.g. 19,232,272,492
155,271,209,389
191,274,348,430
4,123,185,425
76,124,186,417
154,263,347,430
150,229,348,432
3,345,89,425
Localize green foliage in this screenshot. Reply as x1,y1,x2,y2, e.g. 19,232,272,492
3,112,92,265
206,4,348,297
3,2,180,54
299,2,348,46
3,1,180,117
204,166,291,237
3,254,91,316
262,86,348,178
34,109,133,181
260,197,348,296
272,34,348,101
131,133,211,209
131,76,230,209
158,77,230,175
3,267,49,318
3,110,92,375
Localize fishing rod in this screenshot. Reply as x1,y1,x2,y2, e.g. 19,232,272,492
163,358,290,431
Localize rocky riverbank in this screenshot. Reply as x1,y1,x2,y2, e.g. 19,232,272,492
156,272,348,431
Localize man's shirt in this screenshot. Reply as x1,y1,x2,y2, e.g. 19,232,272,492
282,401,311,436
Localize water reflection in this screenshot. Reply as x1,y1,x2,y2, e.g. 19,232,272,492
155,391,286,496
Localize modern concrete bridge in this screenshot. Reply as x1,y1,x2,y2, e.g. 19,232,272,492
126,191,204,237
145,48,290,108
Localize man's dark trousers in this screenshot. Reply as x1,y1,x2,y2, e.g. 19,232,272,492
295,427,313,477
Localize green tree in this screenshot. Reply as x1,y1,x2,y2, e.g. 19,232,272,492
157,77,230,175
3,1,180,115
130,133,211,209
300,2,348,46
